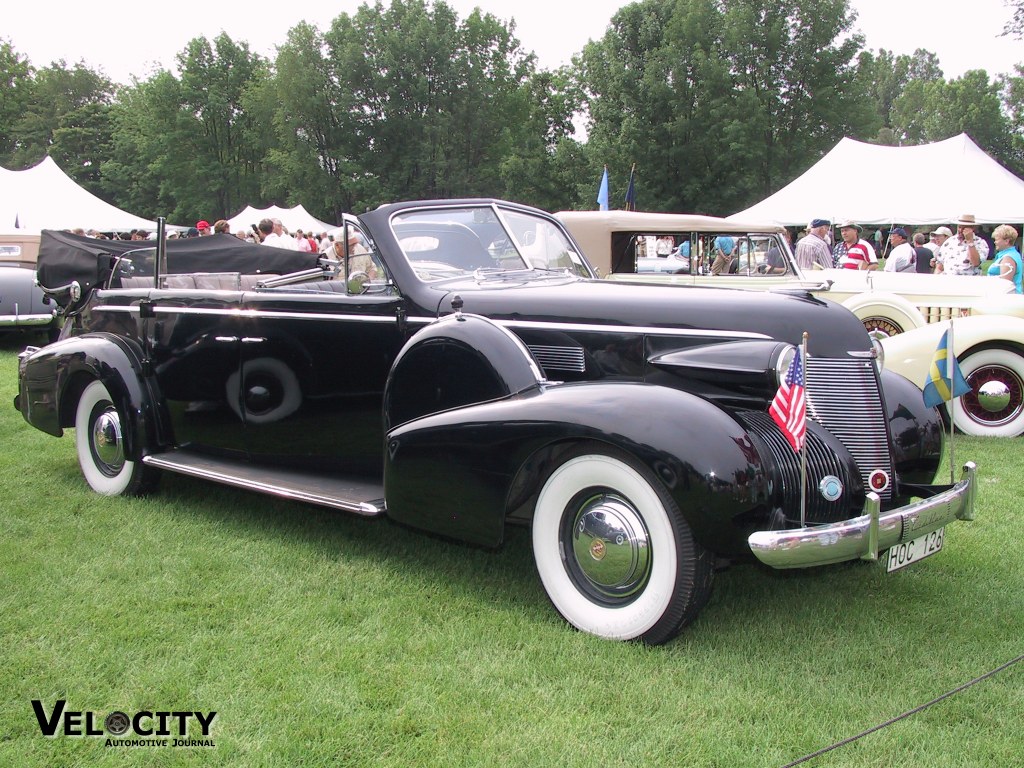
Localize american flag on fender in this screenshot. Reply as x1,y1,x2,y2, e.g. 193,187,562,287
770,352,806,452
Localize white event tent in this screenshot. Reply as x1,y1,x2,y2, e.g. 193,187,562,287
227,204,335,236
730,133,1024,227
0,156,157,233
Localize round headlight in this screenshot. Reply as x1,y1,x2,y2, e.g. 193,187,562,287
774,344,797,387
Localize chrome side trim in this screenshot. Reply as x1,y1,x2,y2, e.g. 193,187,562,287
92,303,771,340
0,313,56,327
747,462,977,569
495,319,771,340
94,304,400,324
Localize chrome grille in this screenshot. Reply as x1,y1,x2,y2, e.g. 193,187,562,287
740,410,855,524
528,344,586,373
805,356,893,501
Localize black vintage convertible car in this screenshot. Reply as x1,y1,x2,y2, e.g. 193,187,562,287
15,200,976,643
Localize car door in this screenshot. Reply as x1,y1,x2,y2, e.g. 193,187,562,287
234,269,406,475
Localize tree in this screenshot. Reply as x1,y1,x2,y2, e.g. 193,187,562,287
264,20,365,223
321,0,541,208
1004,0,1024,38
6,59,115,195
103,73,185,220
0,40,34,164
170,34,269,220
577,0,874,215
1000,64,1024,173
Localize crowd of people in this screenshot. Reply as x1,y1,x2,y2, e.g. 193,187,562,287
69,217,342,254
791,214,1023,293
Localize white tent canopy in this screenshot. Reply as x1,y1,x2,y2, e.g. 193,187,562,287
226,204,335,236
730,133,1024,227
0,156,157,233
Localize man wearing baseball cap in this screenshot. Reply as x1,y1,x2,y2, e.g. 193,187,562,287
196,220,211,236
935,215,988,275
794,219,832,270
882,227,916,272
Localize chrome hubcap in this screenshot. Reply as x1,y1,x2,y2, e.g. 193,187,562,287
567,492,651,602
92,407,125,475
976,380,1011,412
962,365,1024,426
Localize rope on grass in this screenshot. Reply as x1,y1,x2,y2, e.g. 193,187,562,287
779,653,1024,767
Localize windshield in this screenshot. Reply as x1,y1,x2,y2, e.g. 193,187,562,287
391,204,592,281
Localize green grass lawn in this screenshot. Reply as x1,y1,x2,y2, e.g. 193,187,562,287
1,332,1020,767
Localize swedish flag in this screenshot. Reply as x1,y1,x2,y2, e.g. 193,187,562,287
922,329,970,408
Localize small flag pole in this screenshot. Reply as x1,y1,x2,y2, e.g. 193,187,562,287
948,320,956,483
799,331,809,528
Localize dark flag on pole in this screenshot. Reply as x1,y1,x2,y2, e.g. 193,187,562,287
624,165,637,211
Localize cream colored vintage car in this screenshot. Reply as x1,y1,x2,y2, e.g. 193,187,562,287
556,211,1024,337
882,315,1024,438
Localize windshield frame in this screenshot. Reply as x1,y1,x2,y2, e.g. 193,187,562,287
388,202,595,283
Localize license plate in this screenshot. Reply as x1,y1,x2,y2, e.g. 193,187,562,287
885,527,944,573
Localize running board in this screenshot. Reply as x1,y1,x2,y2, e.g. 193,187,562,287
142,450,386,516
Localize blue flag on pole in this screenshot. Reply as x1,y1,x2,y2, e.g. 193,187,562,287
597,167,609,211
624,166,637,211
922,328,970,408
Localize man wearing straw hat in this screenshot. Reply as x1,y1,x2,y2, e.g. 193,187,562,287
935,214,988,276
832,220,878,270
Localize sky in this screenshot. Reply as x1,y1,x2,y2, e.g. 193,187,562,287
3,0,1021,85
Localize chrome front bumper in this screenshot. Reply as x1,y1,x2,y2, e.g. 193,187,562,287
748,462,977,569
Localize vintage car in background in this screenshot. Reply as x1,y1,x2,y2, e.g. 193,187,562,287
556,210,1024,337
16,200,976,643
883,315,1024,438
0,259,59,338
0,232,41,268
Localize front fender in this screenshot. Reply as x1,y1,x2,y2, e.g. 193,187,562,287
882,315,1024,386
841,291,927,336
17,333,161,460
384,381,770,551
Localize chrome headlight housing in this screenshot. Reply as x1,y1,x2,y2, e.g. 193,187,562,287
773,344,797,387
870,335,885,371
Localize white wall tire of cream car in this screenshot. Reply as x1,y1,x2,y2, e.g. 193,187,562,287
841,293,927,338
75,380,157,496
952,345,1024,437
531,446,713,644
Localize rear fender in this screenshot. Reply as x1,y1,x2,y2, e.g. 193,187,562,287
384,381,770,551
19,333,162,459
384,312,544,431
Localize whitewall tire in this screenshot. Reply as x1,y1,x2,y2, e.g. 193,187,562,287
952,346,1024,437
75,380,155,496
532,448,712,644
